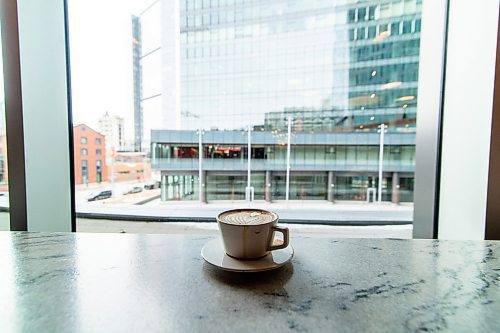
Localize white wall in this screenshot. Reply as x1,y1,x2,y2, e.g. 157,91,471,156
438,0,499,239
17,0,72,231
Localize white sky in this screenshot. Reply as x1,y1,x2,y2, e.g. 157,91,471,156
68,0,151,142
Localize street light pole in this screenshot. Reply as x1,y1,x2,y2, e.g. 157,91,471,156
247,125,251,189
378,123,386,204
285,117,292,202
197,128,203,203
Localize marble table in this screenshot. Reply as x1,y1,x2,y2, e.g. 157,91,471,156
0,232,499,332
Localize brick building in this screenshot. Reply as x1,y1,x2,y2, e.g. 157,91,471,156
109,151,151,183
74,124,107,185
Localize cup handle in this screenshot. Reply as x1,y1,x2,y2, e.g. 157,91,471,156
268,226,289,251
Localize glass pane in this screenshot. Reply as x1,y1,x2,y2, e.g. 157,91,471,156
68,0,424,238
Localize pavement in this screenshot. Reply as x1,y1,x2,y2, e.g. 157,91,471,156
77,200,413,225
0,214,412,238
1,181,414,225
76,219,413,238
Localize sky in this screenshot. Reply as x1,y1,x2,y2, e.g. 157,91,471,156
68,0,151,142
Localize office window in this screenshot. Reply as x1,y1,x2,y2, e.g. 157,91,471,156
357,7,366,21
368,5,376,20
81,148,87,156
95,138,101,145
96,149,102,156
348,9,355,23
357,27,366,40
80,137,87,144
391,22,400,35
368,26,377,39
402,20,412,34
415,18,421,32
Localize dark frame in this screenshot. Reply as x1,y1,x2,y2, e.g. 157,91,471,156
0,0,28,231
485,13,500,240
0,0,76,232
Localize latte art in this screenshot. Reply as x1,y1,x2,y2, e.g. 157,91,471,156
218,209,276,225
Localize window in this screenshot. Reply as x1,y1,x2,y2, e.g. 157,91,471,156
357,7,366,21
81,148,87,156
402,20,412,34
68,0,427,236
368,26,377,39
81,160,88,184
80,137,87,144
368,6,376,20
357,27,366,40
415,19,422,32
391,22,400,35
96,160,102,183
95,138,101,145
348,9,355,23
349,28,355,41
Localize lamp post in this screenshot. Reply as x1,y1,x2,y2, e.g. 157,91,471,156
245,125,254,202
285,117,292,202
197,128,204,203
247,125,251,189
377,123,387,203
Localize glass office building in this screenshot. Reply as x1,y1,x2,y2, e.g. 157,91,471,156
146,0,422,202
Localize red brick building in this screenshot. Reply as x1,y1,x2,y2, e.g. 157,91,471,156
73,124,107,185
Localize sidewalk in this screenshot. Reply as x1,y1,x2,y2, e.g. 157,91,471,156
77,200,413,225
76,219,413,238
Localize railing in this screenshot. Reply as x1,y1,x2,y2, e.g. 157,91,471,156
151,158,415,172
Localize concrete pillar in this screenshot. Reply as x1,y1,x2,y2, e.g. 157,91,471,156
173,177,178,200
161,174,168,201
327,171,335,202
200,170,207,203
265,170,272,202
182,175,186,198
391,172,400,204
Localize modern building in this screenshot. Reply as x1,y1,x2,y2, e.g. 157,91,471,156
74,124,108,185
152,129,414,203
98,112,125,153
141,0,422,202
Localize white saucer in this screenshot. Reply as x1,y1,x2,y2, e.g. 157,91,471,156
201,238,293,273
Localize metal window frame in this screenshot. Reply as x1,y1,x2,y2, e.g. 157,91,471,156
412,0,449,239
0,0,75,232
485,12,500,240
1,0,480,238
0,0,27,231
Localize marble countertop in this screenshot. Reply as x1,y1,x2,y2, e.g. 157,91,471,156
0,232,499,332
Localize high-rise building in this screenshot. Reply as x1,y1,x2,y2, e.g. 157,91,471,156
98,112,125,153
140,0,422,203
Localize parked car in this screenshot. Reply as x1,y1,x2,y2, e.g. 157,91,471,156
144,181,161,190
86,190,112,202
123,186,143,195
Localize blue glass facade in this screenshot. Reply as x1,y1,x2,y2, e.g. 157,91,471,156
178,0,421,132
151,0,422,203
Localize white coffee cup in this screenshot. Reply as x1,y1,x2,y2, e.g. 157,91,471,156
217,208,289,259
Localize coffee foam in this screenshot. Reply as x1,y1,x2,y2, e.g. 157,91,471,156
218,210,276,225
